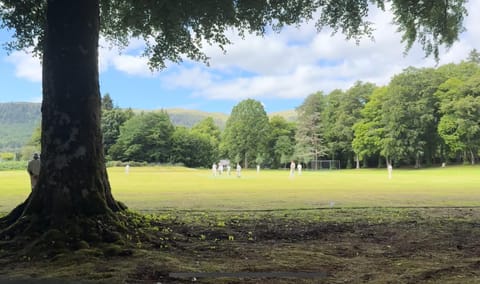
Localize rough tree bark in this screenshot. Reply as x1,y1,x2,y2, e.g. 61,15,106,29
0,0,126,244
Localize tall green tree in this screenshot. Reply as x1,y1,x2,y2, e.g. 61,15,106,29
101,93,114,111
352,87,388,167
101,108,134,158
109,111,174,163
382,67,444,167
0,0,469,247
171,127,215,168
192,117,221,141
294,92,328,168
222,99,270,168
267,116,296,168
275,135,295,169
436,61,480,82
323,82,375,168
191,117,221,162
467,49,480,64
437,73,480,164
435,77,464,162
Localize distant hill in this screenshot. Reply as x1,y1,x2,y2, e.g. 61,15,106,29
164,108,228,129
269,109,297,122
0,103,229,150
0,102,41,151
0,102,296,151
129,108,228,129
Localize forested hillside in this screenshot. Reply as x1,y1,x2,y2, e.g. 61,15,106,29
0,102,41,151
5,102,298,152
166,109,296,128
0,101,298,152
0,102,230,150
165,108,228,129
270,110,297,122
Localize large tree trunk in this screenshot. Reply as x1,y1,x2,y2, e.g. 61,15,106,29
1,0,125,242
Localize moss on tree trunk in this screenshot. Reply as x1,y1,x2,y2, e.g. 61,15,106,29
0,0,127,255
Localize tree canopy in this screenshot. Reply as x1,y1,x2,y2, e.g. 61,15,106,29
109,111,174,162
294,91,327,167
221,99,270,168
1,0,468,63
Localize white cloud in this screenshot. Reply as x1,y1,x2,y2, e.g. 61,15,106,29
4,41,157,82
111,54,153,76
4,1,479,105
164,3,478,102
162,67,215,90
98,38,157,77
5,50,42,82
203,32,315,76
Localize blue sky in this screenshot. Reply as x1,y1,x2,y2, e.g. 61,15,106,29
1,2,479,114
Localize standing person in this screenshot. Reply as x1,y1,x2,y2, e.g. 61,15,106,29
387,163,393,179
27,153,41,190
212,163,217,176
219,164,224,175
125,163,130,174
236,163,242,178
256,164,260,174
290,160,296,177
226,165,231,176
297,163,302,175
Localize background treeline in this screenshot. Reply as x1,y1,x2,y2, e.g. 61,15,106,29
99,50,480,169
299,50,480,168
0,102,41,151
4,50,480,169
0,102,229,154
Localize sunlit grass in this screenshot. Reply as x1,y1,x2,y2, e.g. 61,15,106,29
0,170,31,212
2,165,480,213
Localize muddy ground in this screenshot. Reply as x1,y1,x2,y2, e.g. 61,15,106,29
1,207,480,283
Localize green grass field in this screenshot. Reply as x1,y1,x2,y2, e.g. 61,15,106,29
1,165,480,213
2,165,480,283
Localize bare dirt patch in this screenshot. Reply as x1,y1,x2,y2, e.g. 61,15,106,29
1,207,480,283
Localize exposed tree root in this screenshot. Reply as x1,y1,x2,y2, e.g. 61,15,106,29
0,200,27,229
0,209,150,259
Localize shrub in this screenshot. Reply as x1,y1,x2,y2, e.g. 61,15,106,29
0,152,16,161
0,161,28,171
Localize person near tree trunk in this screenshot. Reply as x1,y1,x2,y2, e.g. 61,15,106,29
27,153,41,190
